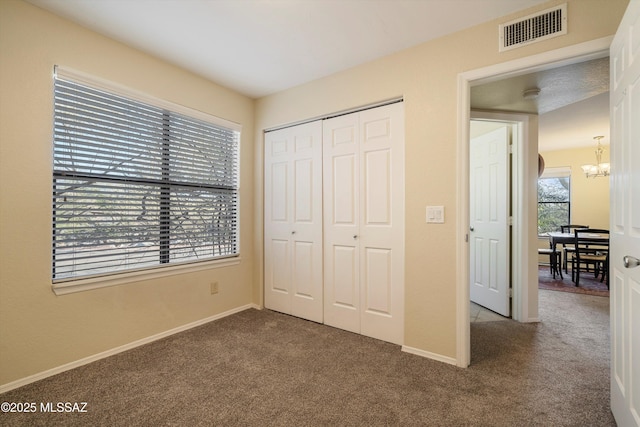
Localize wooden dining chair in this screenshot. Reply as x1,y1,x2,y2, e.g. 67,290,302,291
539,247,562,279
571,228,609,288
560,224,589,273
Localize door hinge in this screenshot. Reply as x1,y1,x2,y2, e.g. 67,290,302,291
509,288,513,297
508,216,513,226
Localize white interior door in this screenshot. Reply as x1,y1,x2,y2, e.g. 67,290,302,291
323,102,405,344
264,121,323,323
610,2,640,425
469,126,510,316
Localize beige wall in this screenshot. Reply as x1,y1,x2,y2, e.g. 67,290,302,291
0,0,255,386
255,0,628,358
541,146,610,230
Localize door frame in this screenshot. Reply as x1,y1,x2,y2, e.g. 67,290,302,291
456,36,613,367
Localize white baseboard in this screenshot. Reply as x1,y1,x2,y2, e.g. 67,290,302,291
401,345,458,366
0,303,260,394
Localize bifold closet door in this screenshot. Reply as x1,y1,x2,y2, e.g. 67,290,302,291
323,102,405,345
264,121,323,323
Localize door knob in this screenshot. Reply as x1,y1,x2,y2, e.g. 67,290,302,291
291,231,296,235
470,227,475,232
353,235,358,239
623,255,640,269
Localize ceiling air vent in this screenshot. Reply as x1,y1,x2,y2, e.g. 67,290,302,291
499,3,567,52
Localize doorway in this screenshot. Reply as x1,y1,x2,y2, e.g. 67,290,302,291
469,111,536,325
456,37,613,367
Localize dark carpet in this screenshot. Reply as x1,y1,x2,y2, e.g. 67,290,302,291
0,290,613,426
538,265,609,297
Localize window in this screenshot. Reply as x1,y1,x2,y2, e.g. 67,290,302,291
52,68,240,282
537,167,570,234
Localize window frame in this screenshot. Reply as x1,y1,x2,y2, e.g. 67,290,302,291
51,66,241,295
537,166,571,235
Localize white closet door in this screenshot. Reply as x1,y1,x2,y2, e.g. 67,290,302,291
358,103,405,344
264,121,323,323
323,113,361,333
323,102,405,344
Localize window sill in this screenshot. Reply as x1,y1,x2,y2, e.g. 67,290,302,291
51,257,241,296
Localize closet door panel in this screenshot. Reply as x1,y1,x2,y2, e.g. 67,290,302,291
325,244,359,333
359,103,405,345
264,134,292,314
323,102,404,345
265,121,323,322
323,113,360,332
363,247,392,314
265,238,291,313
363,149,391,225
292,240,314,297
290,124,323,322
332,155,357,224
294,158,313,222
332,246,358,306
270,162,289,223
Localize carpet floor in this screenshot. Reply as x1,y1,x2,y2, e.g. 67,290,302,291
0,290,613,426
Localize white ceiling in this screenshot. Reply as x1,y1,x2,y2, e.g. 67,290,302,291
27,0,608,152
27,0,548,98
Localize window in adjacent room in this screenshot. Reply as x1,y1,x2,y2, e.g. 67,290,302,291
537,166,571,235
52,67,240,282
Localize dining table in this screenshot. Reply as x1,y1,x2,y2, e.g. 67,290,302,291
546,231,609,252
546,231,609,279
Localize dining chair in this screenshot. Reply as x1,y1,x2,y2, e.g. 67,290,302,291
560,224,589,273
571,228,609,288
539,247,562,279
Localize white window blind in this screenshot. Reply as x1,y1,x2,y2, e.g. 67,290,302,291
52,68,240,282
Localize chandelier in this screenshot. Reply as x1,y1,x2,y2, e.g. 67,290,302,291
581,136,610,178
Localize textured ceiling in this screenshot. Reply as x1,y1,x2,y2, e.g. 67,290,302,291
470,57,609,115
471,57,610,151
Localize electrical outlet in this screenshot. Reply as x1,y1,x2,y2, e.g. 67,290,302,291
210,281,219,295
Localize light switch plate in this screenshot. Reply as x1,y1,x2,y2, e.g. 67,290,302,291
426,206,445,223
